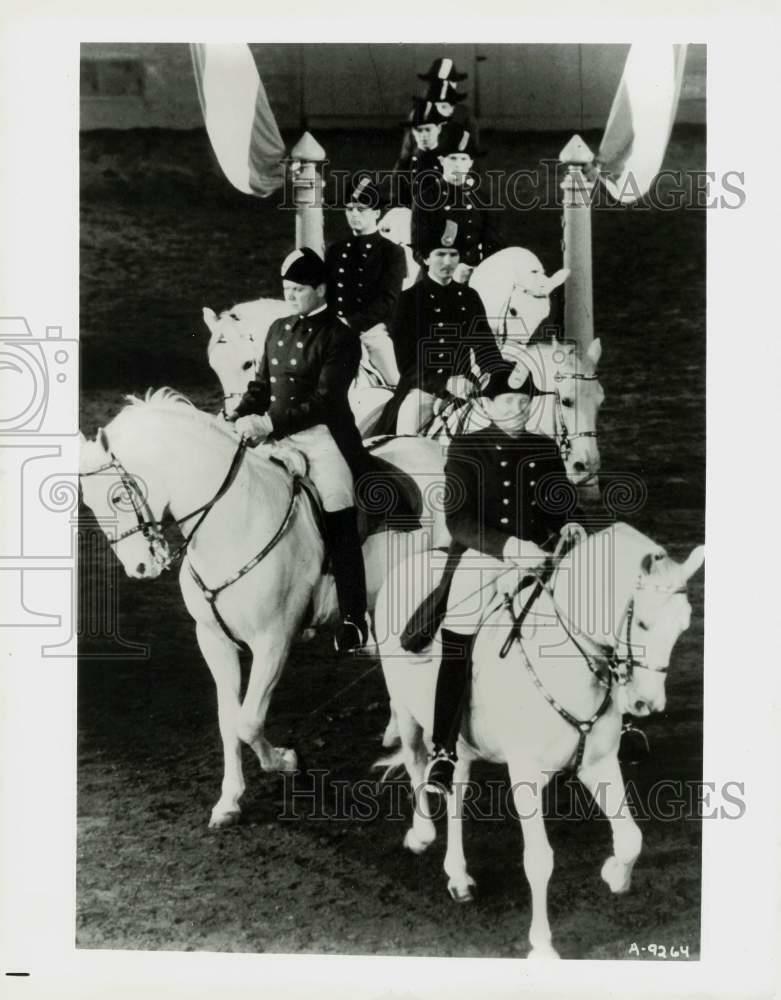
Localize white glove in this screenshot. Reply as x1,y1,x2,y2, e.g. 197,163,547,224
359,323,388,345
233,413,273,446
502,536,548,572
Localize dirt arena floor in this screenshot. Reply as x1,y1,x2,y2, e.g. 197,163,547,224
77,127,705,958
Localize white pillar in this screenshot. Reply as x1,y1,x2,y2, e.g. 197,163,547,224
559,135,596,352
289,131,326,257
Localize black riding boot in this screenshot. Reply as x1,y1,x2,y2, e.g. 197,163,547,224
323,507,369,653
424,628,475,795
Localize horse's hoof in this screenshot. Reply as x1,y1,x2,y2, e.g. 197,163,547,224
275,747,298,773
601,856,631,894
208,808,241,829
403,828,434,855
447,878,476,903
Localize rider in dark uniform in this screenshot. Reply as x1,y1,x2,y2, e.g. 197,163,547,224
396,55,472,166
392,98,447,209
325,175,407,385
374,219,513,435
400,367,580,793
412,125,504,283
229,248,370,653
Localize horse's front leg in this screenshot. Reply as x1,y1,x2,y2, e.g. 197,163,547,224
508,758,559,959
240,630,297,773
195,622,245,828
578,750,642,894
444,756,476,902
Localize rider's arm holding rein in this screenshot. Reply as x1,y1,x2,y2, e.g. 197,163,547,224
463,288,513,384
388,288,417,379
266,327,361,439
230,353,271,419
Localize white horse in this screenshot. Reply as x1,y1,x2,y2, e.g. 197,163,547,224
374,523,704,958
203,301,394,436
470,247,570,351
377,206,419,289
423,337,604,492
79,389,449,828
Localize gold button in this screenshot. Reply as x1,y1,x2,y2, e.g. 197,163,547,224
529,480,536,487
529,462,536,469
296,341,303,348
502,498,510,505
500,517,509,525
284,324,292,331
436,368,444,374
437,353,444,359
500,460,508,467
271,359,279,365
496,445,502,450
341,253,348,259
270,376,277,383
338,283,344,288
291,359,298,365
503,480,510,487
270,395,276,402
277,339,284,346
338,268,345,274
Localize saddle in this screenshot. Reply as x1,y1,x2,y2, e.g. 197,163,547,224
265,440,424,544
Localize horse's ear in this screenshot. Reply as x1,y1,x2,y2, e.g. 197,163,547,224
679,545,705,582
546,268,570,293
586,338,602,367
202,307,219,335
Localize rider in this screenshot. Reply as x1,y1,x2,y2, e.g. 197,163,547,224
325,174,407,386
392,98,448,209
374,219,513,435
400,367,580,794
396,56,471,166
228,247,369,653
412,125,504,285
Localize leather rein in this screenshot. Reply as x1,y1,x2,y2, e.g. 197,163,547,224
497,542,685,771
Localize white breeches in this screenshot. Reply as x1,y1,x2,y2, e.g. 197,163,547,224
443,549,521,634
285,425,354,511
360,324,400,386
396,389,436,435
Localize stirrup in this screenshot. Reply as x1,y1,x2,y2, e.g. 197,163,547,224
334,614,370,654
424,747,457,796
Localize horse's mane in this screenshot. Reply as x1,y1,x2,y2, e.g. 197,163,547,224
117,388,238,445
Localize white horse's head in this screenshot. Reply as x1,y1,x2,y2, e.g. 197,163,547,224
78,393,194,579
378,206,412,245
566,525,705,717
471,247,569,346
203,299,289,416
505,337,604,487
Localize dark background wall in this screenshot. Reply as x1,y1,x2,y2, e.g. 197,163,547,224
80,42,706,133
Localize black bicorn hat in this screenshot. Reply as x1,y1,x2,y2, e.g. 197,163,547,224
400,97,449,129
479,365,542,399
341,173,388,210
436,125,485,158
424,79,469,105
280,247,326,287
418,57,469,83
416,218,461,258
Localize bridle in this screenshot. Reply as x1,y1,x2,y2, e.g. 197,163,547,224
79,435,248,567
498,548,687,770
534,369,600,465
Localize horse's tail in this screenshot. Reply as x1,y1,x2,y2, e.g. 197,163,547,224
371,747,406,782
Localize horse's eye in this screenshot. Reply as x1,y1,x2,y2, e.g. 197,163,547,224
636,620,649,631
215,335,227,345
241,361,254,372
229,312,239,320
509,307,518,317
561,397,574,408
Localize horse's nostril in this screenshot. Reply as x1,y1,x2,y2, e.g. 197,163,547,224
509,308,518,317
241,361,253,372
135,563,146,576
573,461,586,473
